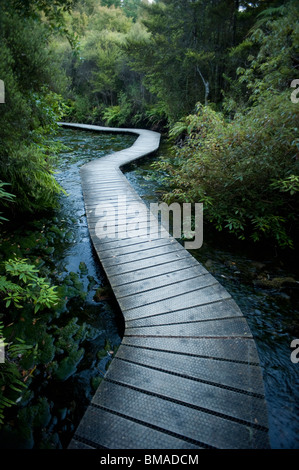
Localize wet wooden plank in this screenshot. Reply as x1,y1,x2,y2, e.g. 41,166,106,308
101,357,269,428
121,335,262,364
90,381,268,449
115,343,265,394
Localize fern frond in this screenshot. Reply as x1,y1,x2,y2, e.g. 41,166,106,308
8,338,34,358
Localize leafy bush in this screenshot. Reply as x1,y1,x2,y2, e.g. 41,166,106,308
0,5,68,215
155,3,299,249
0,183,15,223
0,258,59,428
156,97,299,248
0,258,59,313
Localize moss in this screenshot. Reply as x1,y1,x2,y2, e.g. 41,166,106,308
19,352,36,371
97,349,107,360
54,348,84,381
0,424,34,449
79,261,88,275
87,275,96,291
44,246,55,255
76,322,98,343
104,339,112,352
18,396,51,429
33,397,52,428
67,272,87,300
91,376,102,392
54,317,81,351
93,285,112,302
55,273,87,311
48,225,65,238
55,285,69,313
65,230,75,243
37,334,56,365
45,360,59,377
38,431,62,449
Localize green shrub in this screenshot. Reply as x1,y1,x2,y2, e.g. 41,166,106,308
157,97,299,248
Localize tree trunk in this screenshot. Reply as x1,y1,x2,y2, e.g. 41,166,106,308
196,66,209,106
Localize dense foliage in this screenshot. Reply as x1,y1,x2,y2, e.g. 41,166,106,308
0,0,71,215
59,0,291,126
58,0,155,126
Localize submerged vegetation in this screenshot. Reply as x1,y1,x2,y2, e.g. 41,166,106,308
0,0,298,448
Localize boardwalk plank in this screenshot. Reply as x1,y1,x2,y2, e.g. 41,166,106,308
71,406,201,449
108,256,200,286
104,358,268,428
115,344,265,394
122,283,232,320
118,274,216,310
99,249,197,276
124,316,252,337
121,335,261,364
113,264,209,297
124,298,248,326
90,381,268,449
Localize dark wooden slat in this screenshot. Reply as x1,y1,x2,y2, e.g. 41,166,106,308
72,406,200,449
124,298,247,327
90,381,268,449
122,335,261,364
116,343,265,394
113,264,208,297
102,357,269,428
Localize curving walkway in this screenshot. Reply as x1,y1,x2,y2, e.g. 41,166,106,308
60,122,270,449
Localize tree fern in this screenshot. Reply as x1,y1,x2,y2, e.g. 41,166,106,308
168,119,188,141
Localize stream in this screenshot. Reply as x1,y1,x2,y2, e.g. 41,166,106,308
1,127,298,449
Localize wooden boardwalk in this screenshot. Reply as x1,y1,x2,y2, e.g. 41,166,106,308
60,122,270,449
